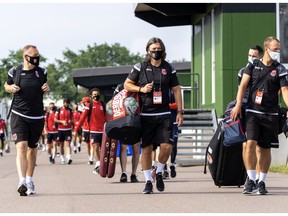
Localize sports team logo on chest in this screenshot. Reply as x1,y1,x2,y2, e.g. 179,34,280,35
35,70,39,78
270,70,277,77
161,69,167,75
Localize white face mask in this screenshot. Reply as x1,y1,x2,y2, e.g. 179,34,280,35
248,56,256,64
268,50,280,62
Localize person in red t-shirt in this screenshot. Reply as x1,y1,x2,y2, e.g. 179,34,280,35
54,98,73,165
45,102,58,164
74,88,106,174
0,115,7,156
80,97,94,165
72,103,82,154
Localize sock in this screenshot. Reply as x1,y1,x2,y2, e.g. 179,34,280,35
247,170,256,182
144,170,152,182
77,143,81,147
26,176,33,183
61,155,65,161
66,154,71,160
156,162,165,174
259,172,267,183
19,176,26,184
152,160,155,167
256,173,259,181
89,154,93,161
95,161,100,167
170,163,175,167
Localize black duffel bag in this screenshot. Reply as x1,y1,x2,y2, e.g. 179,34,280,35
105,115,141,144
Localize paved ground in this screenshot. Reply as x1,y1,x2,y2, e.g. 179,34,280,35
1,143,288,213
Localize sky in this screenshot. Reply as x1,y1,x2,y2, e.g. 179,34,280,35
0,1,192,65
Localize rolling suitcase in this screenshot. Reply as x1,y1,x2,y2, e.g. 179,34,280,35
99,123,118,178
204,122,247,187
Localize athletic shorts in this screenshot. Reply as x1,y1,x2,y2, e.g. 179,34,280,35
47,132,58,144
90,132,103,144
58,130,72,142
141,114,173,148
246,112,279,149
76,128,83,136
10,112,44,148
83,131,90,143
0,133,5,142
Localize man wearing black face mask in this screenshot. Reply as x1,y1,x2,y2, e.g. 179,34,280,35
4,45,50,196
54,99,73,165
73,88,106,174
45,102,58,164
124,37,183,194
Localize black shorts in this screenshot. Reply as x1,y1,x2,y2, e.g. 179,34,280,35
83,131,90,143
246,112,279,148
47,132,58,144
0,133,5,142
58,130,72,142
10,113,44,148
76,128,83,136
90,132,103,144
141,114,173,148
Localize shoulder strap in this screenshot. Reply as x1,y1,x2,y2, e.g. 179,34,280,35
249,60,280,95
14,64,23,86
140,61,149,84
7,65,23,119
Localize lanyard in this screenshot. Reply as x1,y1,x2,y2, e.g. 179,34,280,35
151,66,162,91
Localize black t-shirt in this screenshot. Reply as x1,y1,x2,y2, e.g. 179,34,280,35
7,66,47,118
127,61,179,115
244,60,288,113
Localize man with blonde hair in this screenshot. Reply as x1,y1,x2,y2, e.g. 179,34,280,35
4,45,50,196
231,36,288,195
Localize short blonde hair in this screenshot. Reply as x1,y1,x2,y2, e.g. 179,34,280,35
263,36,280,49
22,45,37,56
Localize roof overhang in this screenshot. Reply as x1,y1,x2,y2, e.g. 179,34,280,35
134,3,211,27
72,62,191,90
134,3,276,27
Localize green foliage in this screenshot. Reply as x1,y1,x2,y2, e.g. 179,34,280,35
49,42,143,103
0,43,143,103
269,165,288,175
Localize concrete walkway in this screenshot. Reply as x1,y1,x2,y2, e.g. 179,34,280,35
1,143,288,213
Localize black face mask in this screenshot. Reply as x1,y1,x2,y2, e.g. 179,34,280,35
26,55,40,67
93,95,100,101
149,50,163,60
50,107,56,111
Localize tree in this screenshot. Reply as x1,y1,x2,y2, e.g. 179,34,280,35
49,43,143,103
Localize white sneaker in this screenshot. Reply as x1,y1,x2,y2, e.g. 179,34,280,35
93,166,100,174
26,181,36,195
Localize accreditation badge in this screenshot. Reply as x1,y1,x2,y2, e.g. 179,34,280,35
153,91,162,104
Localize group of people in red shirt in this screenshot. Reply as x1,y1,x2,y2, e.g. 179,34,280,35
44,88,107,175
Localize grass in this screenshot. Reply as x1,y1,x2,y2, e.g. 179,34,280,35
269,165,288,174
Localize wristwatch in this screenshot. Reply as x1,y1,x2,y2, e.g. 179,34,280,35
177,109,184,114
